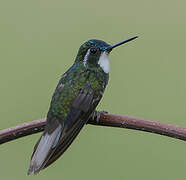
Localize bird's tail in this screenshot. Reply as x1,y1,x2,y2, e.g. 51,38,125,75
27,124,62,175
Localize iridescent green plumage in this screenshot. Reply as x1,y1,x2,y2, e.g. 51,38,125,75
49,62,108,120
28,37,138,175
28,39,110,175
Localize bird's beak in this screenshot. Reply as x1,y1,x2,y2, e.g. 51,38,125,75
106,36,138,52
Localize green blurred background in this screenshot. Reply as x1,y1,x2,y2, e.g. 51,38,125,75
0,0,186,179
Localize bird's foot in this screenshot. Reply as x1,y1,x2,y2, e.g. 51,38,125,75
88,110,108,124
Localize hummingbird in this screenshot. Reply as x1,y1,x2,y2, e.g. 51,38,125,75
27,36,138,175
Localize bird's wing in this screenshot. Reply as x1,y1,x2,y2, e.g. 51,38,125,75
28,82,101,175
43,86,97,169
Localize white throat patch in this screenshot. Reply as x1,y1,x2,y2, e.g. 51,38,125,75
98,51,110,73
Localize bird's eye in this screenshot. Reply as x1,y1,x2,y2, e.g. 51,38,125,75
90,48,97,54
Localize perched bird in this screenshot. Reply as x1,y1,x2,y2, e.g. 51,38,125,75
28,36,138,175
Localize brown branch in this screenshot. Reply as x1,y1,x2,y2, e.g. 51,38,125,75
1,113,186,145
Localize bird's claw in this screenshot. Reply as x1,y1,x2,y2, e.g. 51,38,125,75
88,110,108,124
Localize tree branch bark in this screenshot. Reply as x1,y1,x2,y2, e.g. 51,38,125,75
1,112,186,145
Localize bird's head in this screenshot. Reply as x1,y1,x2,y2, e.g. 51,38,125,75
75,36,138,73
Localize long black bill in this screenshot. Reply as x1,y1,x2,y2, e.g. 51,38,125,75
107,36,138,51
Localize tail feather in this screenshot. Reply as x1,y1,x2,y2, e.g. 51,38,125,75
27,124,62,175
44,118,85,168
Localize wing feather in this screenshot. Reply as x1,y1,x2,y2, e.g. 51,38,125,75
28,82,99,175
43,85,95,168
